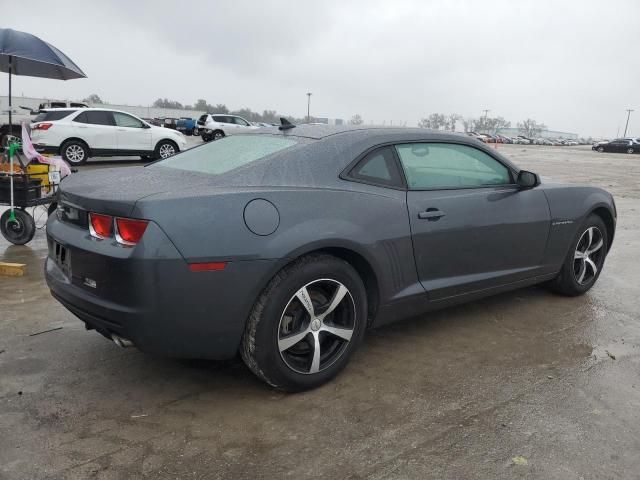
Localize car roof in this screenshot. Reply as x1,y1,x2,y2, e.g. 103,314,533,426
246,124,473,141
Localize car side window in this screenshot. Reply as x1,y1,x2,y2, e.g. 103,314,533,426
73,111,88,123
233,117,250,126
213,115,228,123
395,143,512,190
348,147,404,188
113,112,144,128
82,110,115,126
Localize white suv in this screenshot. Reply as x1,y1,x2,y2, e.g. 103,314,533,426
30,108,187,165
197,114,258,141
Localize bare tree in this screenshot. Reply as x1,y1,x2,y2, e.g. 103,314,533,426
446,113,462,131
517,119,546,137
83,93,103,104
349,114,363,125
418,113,447,130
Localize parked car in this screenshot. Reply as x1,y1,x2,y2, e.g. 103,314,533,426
176,117,197,136
141,118,161,127
45,125,616,391
36,100,88,110
592,138,637,154
31,108,187,165
157,117,179,130
517,135,533,144
197,113,258,141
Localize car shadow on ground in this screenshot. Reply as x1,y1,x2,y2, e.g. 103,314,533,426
129,283,587,397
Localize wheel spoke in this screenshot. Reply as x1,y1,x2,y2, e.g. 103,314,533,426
577,260,587,284
587,227,594,249
586,238,603,255
321,324,353,342
585,257,598,277
278,330,309,352
317,284,348,321
574,250,585,259
309,332,321,373
295,286,315,318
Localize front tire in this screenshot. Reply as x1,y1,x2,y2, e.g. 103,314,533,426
61,140,89,165
597,146,605,153
240,254,367,392
548,214,608,296
1,209,36,245
154,140,178,159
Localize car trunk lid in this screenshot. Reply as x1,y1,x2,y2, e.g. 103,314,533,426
58,166,212,219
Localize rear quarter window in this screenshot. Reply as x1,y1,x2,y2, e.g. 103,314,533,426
153,135,298,175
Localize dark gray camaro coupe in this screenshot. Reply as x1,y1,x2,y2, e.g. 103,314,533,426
45,125,616,391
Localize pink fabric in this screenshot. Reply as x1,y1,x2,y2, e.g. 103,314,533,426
21,122,71,177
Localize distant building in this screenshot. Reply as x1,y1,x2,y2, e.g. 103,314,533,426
496,127,578,139
313,117,344,126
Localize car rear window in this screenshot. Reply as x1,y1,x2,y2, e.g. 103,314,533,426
34,110,77,122
154,135,298,175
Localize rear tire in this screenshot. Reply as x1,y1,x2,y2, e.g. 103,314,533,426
240,254,367,392
627,147,634,154
1,209,36,245
548,214,608,296
201,131,213,142
61,140,89,165
213,130,225,141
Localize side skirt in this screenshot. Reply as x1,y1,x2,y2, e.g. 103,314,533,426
371,272,558,328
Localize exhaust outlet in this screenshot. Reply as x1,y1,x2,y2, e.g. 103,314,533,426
112,334,133,348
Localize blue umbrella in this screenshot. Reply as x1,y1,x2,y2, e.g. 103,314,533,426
0,28,86,221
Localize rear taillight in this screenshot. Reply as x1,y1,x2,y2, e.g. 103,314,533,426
89,213,113,239
115,217,149,245
33,123,53,130
88,213,148,245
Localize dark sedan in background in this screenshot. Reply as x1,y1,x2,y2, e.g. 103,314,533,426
45,125,616,391
593,138,639,153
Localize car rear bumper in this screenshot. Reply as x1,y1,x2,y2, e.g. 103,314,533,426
45,214,279,360
33,144,58,155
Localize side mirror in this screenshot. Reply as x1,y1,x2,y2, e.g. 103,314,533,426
142,123,151,129
517,170,540,188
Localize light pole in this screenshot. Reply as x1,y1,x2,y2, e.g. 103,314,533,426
482,109,490,133
306,92,312,123
623,108,634,137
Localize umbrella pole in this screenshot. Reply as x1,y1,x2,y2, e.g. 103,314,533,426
8,55,15,221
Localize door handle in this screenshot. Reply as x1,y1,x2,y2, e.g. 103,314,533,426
418,208,446,220
117,128,126,131
77,125,88,128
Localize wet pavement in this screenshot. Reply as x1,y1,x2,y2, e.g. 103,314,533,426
1,144,639,479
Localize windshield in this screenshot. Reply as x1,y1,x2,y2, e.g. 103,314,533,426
152,135,298,175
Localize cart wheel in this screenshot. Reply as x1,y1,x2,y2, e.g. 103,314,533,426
1,209,37,245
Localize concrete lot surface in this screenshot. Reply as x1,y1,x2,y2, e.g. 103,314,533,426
1,143,639,479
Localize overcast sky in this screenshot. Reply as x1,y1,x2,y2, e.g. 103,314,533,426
4,0,640,137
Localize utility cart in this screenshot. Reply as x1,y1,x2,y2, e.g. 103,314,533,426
0,136,60,244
